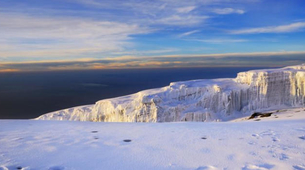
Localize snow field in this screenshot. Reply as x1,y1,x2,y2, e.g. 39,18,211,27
1,108,305,170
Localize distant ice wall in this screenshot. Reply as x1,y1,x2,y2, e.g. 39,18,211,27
36,64,305,122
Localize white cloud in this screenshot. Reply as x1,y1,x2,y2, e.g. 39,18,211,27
157,15,208,26
0,14,147,39
230,22,305,34
191,38,248,43
176,6,196,13
0,13,150,58
178,30,200,38
64,1,252,28
212,8,245,15
73,0,208,27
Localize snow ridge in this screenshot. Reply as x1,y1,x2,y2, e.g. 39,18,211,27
37,64,305,122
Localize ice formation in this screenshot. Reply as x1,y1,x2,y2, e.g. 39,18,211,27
37,64,305,122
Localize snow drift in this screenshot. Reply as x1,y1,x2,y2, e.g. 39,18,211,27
37,64,305,122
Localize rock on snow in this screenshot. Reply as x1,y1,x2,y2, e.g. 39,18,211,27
37,64,305,122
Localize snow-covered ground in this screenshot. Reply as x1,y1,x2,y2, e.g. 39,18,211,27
1,108,305,170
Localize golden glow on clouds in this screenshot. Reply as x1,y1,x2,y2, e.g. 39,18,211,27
0,69,20,73
162,51,305,58
1,51,305,72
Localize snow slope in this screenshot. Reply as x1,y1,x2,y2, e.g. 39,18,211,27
37,64,305,122
1,108,305,170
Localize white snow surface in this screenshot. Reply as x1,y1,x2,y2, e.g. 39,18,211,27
37,64,305,122
1,108,305,170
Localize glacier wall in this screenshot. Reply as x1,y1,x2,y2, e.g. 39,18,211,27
37,64,305,122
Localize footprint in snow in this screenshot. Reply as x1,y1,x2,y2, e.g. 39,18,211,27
252,134,259,137
248,141,256,145
123,139,132,142
272,137,280,142
2,165,26,170
227,154,235,161
91,131,98,133
279,153,289,160
242,163,274,170
259,130,275,136
249,151,257,156
293,165,305,170
196,165,218,170
298,136,305,140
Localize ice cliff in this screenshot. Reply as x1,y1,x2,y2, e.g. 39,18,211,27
37,64,305,122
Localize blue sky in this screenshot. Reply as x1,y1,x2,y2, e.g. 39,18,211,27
1,0,305,71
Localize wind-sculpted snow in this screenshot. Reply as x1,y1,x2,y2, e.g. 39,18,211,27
37,64,305,122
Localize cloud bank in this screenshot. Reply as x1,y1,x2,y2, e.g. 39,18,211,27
1,51,305,72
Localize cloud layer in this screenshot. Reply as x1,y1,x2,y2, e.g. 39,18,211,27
0,13,150,58
1,51,305,72
231,22,305,34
